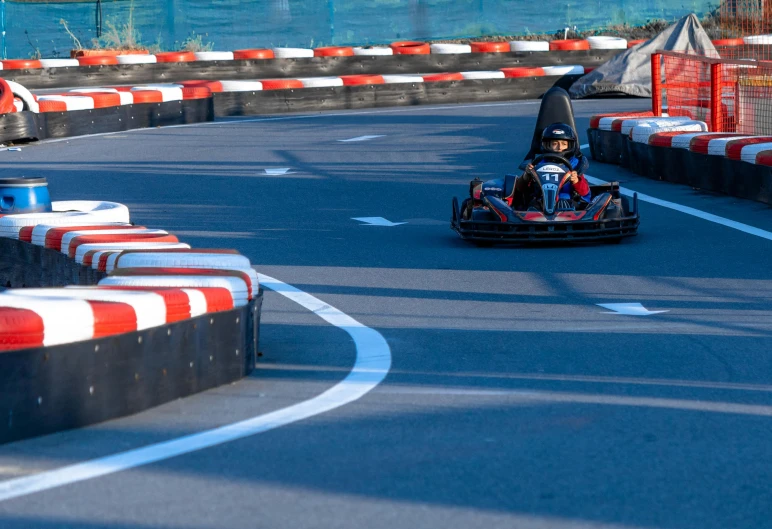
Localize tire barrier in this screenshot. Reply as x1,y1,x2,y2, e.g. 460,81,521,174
272,47,315,58
39,59,80,68
586,36,628,50
0,37,612,74
0,63,587,143
233,49,275,60
510,41,550,52
429,43,472,54
155,51,197,63
212,73,584,117
549,39,591,51
313,46,355,57
0,200,130,239
194,51,235,61
588,113,772,205
0,95,214,144
353,46,393,56
117,54,158,65
471,41,511,53
390,41,431,55
77,56,119,66
6,80,38,113
0,79,16,114
2,59,43,70
0,200,263,444
0,48,620,90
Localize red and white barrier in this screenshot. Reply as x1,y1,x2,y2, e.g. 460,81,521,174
0,294,126,347
60,228,170,256
0,201,130,239
36,95,94,110
109,249,250,273
629,120,708,144
6,287,169,330
100,267,254,307
2,196,259,352
74,240,187,264
740,142,772,164
130,84,184,102
31,223,137,248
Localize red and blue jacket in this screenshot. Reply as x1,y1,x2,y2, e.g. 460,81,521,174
559,154,591,201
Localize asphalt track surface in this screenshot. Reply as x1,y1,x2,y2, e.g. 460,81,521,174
0,99,771,529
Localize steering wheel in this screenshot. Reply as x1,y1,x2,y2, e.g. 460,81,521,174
525,154,575,208
531,153,573,169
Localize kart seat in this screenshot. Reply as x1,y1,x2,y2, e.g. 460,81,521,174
520,87,581,168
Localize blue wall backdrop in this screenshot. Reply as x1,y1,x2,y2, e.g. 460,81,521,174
2,0,720,59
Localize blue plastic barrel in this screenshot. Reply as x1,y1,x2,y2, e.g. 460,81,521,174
0,177,52,214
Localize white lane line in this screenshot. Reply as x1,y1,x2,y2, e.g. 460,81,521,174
339,135,385,142
0,273,391,503
579,143,772,241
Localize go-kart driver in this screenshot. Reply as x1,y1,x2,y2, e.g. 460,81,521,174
511,123,592,209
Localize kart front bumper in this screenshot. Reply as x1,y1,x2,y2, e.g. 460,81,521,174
451,198,639,243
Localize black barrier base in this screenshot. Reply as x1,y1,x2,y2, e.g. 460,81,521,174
0,238,105,288
648,145,669,182
586,128,599,161
0,291,262,445
42,98,214,139
594,129,624,165
620,135,631,169
662,147,692,187
628,140,651,178
722,158,772,204
214,75,583,116
6,50,621,90
0,111,44,144
690,152,728,195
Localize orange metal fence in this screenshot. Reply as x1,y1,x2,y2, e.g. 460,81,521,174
715,0,772,61
651,51,772,134
736,61,772,135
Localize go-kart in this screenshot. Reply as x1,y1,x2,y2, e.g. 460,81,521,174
451,87,639,244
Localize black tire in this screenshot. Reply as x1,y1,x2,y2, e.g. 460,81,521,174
606,237,623,244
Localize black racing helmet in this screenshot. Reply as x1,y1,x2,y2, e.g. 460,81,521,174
540,123,577,155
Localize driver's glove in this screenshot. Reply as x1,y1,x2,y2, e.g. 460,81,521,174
521,164,535,183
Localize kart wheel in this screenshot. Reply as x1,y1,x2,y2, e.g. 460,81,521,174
472,240,494,248
606,237,623,244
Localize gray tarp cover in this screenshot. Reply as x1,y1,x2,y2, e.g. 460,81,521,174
569,14,716,99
